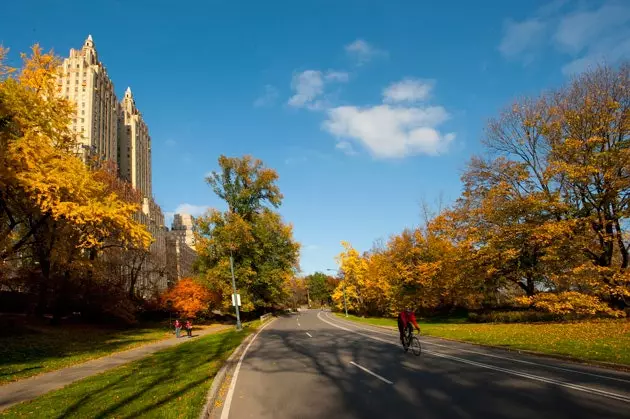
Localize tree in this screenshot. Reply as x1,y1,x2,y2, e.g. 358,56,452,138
161,278,218,319
196,156,300,312
0,45,151,321
205,155,282,221
305,272,336,306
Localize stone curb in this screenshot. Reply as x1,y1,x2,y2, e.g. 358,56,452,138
198,318,273,419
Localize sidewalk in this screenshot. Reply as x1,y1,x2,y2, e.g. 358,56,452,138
0,324,230,411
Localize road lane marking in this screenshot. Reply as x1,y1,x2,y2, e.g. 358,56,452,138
317,312,630,404
220,318,276,419
350,361,393,384
306,332,312,338
324,312,630,385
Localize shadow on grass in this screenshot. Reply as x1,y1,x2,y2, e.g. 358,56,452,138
4,330,248,419
0,322,171,383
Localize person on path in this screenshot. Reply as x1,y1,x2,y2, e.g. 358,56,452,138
185,320,193,337
174,319,182,338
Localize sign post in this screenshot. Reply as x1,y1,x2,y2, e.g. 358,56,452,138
230,253,242,330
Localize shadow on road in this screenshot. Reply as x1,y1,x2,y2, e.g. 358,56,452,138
238,315,628,419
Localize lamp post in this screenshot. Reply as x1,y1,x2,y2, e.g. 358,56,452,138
327,268,347,317
230,249,242,331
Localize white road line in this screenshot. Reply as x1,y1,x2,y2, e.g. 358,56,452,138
220,319,276,419
317,312,630,404
350,361,394,384
324,312,630,385
306,332,312,338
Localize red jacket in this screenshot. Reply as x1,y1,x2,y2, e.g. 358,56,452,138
399,311,419,329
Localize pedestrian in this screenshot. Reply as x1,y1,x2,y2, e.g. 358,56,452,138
174,319,181,338
185,320,192,337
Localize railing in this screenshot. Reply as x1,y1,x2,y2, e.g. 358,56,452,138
260,313,272,323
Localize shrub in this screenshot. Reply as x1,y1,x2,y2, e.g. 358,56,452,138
515,292,626,317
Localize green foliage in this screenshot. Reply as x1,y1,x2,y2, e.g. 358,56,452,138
196,156,300,311
305,272,337,305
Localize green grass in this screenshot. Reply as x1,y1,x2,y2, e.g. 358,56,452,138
337,313,630,365
0,322,174,384
1,323,258,419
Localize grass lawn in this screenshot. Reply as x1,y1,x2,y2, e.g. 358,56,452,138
0,321,175,384
1,322,259,418
337,313,630,366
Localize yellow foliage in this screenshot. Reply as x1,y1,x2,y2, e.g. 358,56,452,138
517,292,625,317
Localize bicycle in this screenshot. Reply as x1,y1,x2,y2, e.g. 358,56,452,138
402,325,422,356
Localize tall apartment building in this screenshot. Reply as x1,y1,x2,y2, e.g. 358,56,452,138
58,35,118,162
58,35,173,295
119,87,152,197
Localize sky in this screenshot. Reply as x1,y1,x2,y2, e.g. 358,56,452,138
3,0,630,275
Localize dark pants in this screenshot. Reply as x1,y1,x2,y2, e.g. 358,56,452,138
397,314,406,343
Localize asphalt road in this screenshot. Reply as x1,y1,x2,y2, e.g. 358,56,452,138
221,310,630,419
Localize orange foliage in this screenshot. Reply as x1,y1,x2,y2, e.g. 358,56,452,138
161,278,218,318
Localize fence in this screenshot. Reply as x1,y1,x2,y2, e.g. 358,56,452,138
260,313,272,323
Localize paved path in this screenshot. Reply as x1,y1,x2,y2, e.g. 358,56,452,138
219,310,630,419
0,324,230,411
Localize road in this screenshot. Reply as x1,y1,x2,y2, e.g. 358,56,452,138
219,310,630,419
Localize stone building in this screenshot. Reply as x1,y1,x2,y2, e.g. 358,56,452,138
58,35,171,297
166,213,197,285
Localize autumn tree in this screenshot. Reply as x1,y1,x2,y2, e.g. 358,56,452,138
161,278,218,319
0,45,151,321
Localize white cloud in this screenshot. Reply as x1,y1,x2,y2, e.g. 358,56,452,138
499,1,630,73
323,104,455,159
173,203,210,217
498,18,547,62
383,79,434,103
253,84,279,107
288,70,348,110
345,39,387,65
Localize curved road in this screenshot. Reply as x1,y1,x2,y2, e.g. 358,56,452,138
219,310,630,419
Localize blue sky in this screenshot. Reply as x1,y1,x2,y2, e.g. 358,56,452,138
3,0,630,274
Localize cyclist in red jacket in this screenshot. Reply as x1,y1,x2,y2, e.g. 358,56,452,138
397,308,420,346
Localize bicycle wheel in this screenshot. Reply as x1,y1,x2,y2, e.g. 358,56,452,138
410,336,421,356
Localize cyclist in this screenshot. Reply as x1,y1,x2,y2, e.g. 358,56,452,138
397,307,420,347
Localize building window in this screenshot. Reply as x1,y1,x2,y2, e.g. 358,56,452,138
81,118,84,123
81,110,85,115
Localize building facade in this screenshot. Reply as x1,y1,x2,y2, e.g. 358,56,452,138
58,35,118,162
59,35,173,297
119,87,152,197
166,213,197,284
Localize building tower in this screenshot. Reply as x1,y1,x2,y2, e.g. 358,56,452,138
58,35,118,162
119,87,152,197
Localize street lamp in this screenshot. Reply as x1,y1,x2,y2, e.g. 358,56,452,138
327,268,348,317
230,249,242,331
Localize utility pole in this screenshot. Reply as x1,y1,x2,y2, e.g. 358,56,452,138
230,251,242,331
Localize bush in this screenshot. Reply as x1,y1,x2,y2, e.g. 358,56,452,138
515,292,626,317
468,311,564,323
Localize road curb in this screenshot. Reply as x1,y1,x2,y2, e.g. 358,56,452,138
198,318,274,419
